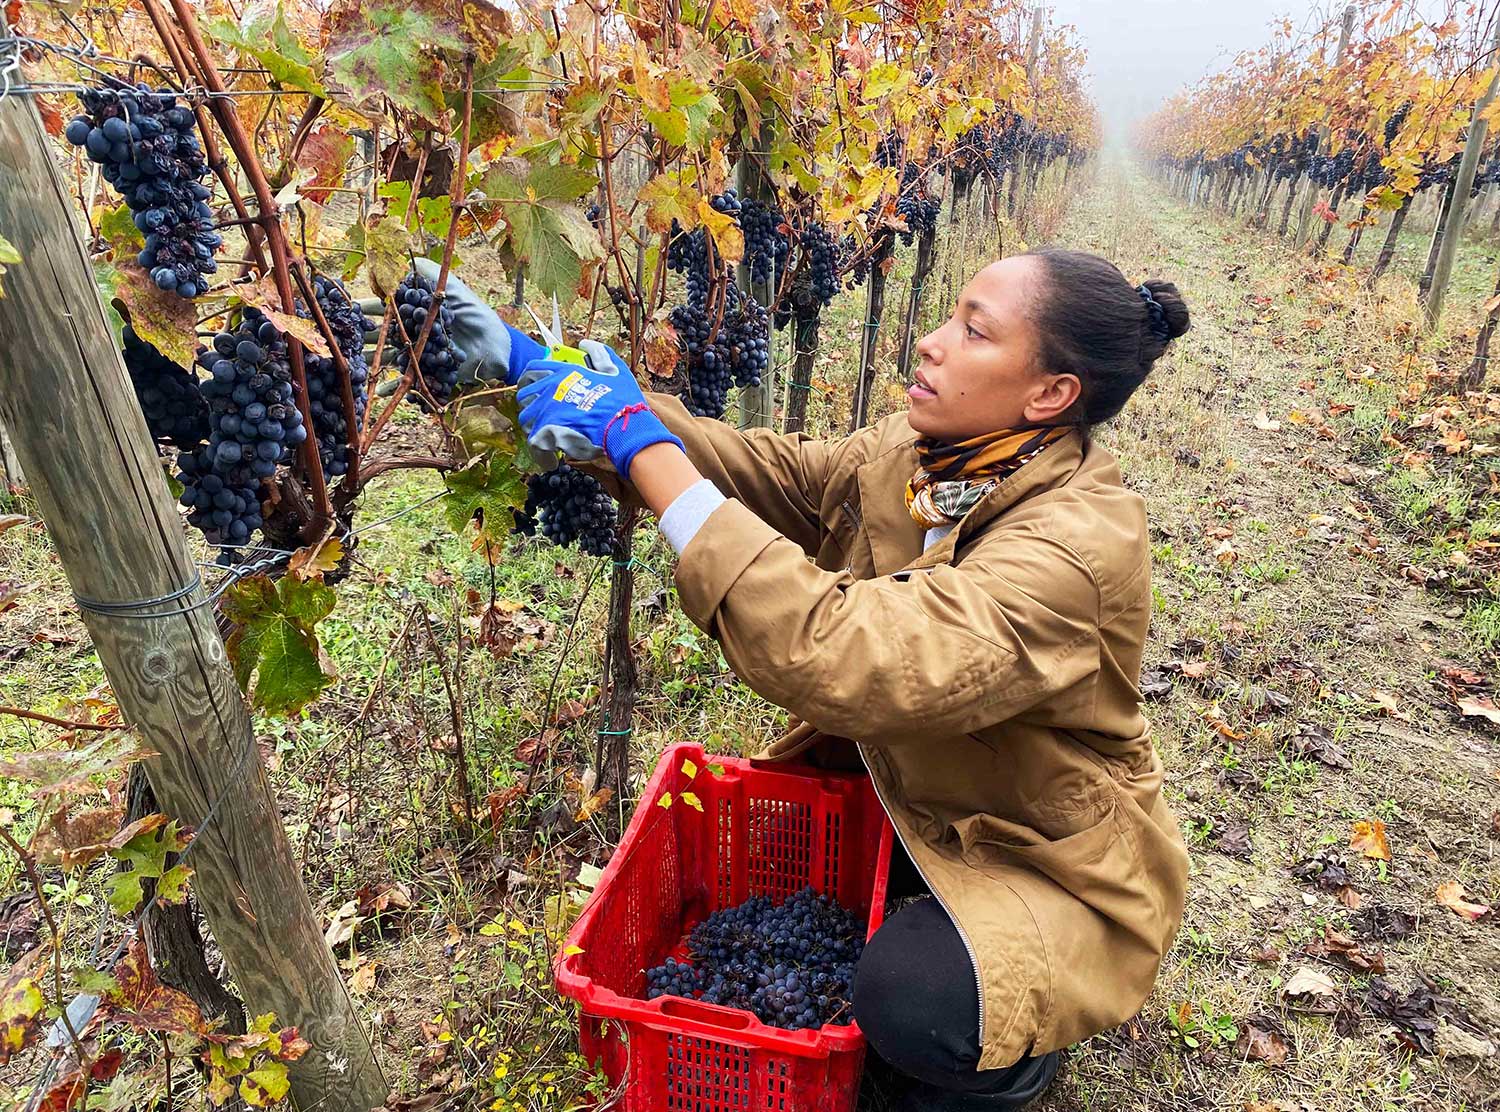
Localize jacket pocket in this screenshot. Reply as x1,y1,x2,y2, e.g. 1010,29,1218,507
950,805,1140,900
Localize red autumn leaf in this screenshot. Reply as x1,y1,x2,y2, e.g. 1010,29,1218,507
296,123,355,204
103,938,210,1037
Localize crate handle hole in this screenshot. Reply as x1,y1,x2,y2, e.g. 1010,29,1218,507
657,998,754,1031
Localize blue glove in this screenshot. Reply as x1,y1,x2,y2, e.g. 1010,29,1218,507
517,341,683,478
363,258,548,389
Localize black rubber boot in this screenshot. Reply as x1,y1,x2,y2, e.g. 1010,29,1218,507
895,1051,1060,1111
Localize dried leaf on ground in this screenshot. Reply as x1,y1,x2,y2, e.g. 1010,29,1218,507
1314,925,1386,974
1212,819,1254,860
1291,849,1350,894
1456,697,1500,726
1353,904,1418,942
1283,965,1337,999
1235,1015,1291,1065
1349,819,1391,861
1253,409,1282,431
1287,722,1350,768
1435,881,1490,920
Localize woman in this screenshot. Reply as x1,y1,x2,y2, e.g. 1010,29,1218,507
441,247,1192,1109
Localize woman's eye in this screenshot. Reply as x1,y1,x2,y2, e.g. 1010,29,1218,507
965,324,985,340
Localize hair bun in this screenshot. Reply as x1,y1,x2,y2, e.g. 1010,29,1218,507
1141,279,1190,341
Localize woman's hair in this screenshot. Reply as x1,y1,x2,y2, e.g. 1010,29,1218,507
1021,247,1190,425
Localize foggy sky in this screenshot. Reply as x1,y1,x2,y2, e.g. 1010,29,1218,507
1047,0,1328,147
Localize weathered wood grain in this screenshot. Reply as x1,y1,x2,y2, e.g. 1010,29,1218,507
0,50,387,1112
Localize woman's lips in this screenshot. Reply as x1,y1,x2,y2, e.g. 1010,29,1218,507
907,372,937,401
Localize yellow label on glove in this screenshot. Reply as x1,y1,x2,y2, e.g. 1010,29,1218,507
553,371,584,400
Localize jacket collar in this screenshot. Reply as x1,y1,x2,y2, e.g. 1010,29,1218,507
855,423,1087,575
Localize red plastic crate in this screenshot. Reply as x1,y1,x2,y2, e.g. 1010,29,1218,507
556,743,894,1112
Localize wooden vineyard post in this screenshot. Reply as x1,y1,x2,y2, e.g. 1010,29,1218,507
0,411,24,491
0,45,389,1112
1419,177,1459,299
782,314,820,435
1425,14,1500,327
1368,191,1415,285
1295,5,1356,247
896,215,940,385
1462,262,1500,392
736,113,778,431
597,510,641,806
849,245,891,432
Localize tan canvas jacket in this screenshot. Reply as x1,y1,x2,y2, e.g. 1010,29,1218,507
646,392,1189,1069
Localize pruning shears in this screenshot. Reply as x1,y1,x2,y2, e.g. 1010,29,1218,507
525,294,589,368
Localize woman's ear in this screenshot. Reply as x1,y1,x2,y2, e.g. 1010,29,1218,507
1022,373,1081,424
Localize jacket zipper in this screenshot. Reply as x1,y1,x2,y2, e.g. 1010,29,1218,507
857,743,987,1045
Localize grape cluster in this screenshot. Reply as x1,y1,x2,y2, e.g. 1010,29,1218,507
299,276,372,478
177,308,307,549
838,233,869,290
875,131,904,169
667,220,710,303
121,325,208,450
798,222,840,307
513,465,619,557
740,197,790,289
896,163,941,243
644,888,864,1031
670,298,730,418
66,84,221,299
721,283,770,388
394,271,467,409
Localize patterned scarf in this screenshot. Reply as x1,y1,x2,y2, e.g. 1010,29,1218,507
905,425,1075,529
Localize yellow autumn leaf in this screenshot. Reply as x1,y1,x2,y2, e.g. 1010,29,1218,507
680,791,703,812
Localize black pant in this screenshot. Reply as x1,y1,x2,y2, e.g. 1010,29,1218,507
852,845,1030,1095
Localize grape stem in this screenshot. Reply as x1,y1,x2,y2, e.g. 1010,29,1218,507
360,57,475,454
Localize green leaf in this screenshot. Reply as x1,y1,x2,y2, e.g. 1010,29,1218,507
240,1061,292,1106
105,870,145,916
503,961,523,988
562,78,611,135
638,174,699,234
453,387,538,472
92,261,126,345
222,575,338,717
442,453,528,546
156,863,195,905
474,160,603,304
114,263,199,369
206,4,327,97
681,91,721,151
416,195,454,242
98,204,144,256
324,0,468,124
0,961,43,1066
529,163,599,203
645,106,688,148
467,47,529,146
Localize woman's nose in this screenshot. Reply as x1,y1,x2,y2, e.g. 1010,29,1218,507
915,327,941,364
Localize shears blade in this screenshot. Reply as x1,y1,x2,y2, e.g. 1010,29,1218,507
524,300,561,351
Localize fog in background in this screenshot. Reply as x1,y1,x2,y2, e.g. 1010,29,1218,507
1047,0,1332,149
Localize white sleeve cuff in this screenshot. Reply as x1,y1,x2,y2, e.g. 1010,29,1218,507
658,478,727,555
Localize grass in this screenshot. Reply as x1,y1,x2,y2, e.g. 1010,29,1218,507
4,158,1500,1110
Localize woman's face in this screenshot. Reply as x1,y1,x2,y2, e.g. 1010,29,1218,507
906,255,1080,440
